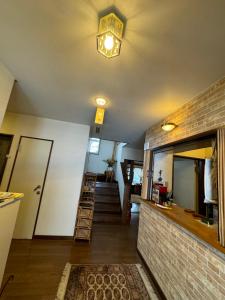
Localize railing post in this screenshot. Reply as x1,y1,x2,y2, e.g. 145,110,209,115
122,183,131,224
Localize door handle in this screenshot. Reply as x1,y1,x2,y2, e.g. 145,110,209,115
33,185,41,192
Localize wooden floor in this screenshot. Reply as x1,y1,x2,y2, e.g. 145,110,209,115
2,214,141,299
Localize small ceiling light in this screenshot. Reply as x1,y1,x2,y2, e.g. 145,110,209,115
96,97,107,106
95,107,105,125
104,35,114,50
97,12,124,58
161,122,177,132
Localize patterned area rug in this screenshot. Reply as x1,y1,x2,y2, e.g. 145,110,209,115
56,264,159,300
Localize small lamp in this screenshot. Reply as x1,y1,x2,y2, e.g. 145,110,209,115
161,122,177,132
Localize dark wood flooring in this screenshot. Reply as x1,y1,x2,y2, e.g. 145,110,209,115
1,214,141,300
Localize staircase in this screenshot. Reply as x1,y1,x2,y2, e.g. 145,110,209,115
93,182,122,224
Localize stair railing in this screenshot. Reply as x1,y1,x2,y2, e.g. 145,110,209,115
120,159,134,224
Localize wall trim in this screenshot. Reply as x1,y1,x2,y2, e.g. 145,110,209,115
137,249,166,300
152,129,217,152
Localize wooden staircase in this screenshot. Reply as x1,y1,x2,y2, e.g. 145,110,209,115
93,182,122,224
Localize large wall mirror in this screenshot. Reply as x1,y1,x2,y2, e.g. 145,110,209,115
151,134,218,224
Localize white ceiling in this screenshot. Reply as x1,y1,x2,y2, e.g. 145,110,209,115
0,0,225,148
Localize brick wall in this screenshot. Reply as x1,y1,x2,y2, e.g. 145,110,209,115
145,77,225,149
138,202,225,300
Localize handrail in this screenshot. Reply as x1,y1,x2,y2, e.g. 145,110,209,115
121,159,135,184
120,161,128,184
120,159,136,224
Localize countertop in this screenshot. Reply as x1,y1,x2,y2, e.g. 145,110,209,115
141,199,225,258
0,193,24,209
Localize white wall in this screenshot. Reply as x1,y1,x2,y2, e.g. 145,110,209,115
115,143,143,207
122,146,144,162
87,139,115,174
0,62,14,127
0,113,89,236
115,143,126,206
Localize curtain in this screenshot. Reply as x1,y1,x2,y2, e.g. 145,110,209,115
217,128,225,246
204,138,218,204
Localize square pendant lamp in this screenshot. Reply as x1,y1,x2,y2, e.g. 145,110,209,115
97,12,124,58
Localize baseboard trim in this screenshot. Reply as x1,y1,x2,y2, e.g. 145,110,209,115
33,235,73,240
137,249,166,300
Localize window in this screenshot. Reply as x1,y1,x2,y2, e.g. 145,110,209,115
89,138,100,154
133,167,143,185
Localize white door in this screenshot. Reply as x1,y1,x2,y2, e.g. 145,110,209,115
8,137,52,239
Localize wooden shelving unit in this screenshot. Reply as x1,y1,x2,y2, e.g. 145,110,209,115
74,172,97,241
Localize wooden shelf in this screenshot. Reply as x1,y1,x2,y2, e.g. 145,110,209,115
141,200,225,257
74,173,97,242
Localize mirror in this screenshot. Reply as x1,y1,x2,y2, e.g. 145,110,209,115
151,135,218,223
173,147,213,214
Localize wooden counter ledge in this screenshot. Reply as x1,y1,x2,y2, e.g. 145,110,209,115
141,200,225,258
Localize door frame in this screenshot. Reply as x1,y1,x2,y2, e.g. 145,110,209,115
7,136,54,238
0,133,14,185
172,155,205,213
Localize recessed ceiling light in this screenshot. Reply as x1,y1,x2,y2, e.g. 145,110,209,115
161,122,177,132
96,97,107,106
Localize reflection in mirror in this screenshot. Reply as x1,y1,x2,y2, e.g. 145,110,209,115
173,156,196,211
153,150,173,192
151,136,218,224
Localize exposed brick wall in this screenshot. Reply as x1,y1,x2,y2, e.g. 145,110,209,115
138,202,225,300
145,77,225,149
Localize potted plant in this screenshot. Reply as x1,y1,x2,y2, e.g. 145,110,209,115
103,158,116,171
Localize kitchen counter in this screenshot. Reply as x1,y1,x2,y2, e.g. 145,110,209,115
0,193,24,287
0,193,24,208
138,200,225,299
142,200,224,257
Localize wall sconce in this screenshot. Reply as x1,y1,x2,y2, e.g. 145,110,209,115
95,107,105,125
161,122,177,132
97,11,124,58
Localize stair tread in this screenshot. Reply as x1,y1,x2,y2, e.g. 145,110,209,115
95,203,120,207
93,214,122,224
94,210,121,214
95,195,119,199
96,193,119,197
95,195,120,199
96,182,118,186
95,193,119,197
93,181,121,224
95,203,120,206
95,188,119,192
95,202,121,206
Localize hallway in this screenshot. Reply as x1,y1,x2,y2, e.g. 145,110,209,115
2,215,141,299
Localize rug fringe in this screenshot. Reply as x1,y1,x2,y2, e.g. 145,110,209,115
55,263,71,300
136,264,159,300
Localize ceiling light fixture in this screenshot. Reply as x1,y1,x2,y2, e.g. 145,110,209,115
96,97,107,106
161,122,177,132
97,11,124,58
95,107,105,125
